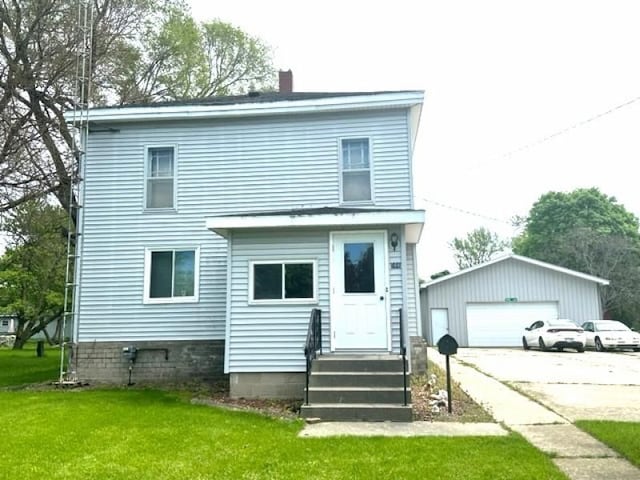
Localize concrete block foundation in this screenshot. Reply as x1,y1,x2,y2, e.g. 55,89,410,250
230,372,305,399
74,340,226,385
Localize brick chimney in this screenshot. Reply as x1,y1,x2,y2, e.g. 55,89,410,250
279,70,293,93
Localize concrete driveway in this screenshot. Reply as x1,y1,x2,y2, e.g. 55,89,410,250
452,348,640,421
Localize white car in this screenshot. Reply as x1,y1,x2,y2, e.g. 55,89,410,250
522,319,586,352
581,320,640,352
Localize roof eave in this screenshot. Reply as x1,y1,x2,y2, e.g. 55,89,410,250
423,253,610,288
206,209,425,243
68,91,425,123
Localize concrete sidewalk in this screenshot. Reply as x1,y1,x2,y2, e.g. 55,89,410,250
300,421,507,437
428,348,640,480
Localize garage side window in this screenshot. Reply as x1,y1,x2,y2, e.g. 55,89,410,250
250,261,316,302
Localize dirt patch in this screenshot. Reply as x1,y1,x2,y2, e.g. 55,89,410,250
191,367,492,423
412,361,493,422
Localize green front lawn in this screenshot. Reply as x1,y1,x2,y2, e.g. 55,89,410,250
0,343,61,387
576,420,640,467
0,389,567,480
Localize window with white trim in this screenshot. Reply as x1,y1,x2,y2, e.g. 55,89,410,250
250,261,316,302
341,138,372,202
146,146,175,209
144,248,199,303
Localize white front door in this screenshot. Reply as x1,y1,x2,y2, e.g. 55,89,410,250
431,308,449,346
330,231,389,350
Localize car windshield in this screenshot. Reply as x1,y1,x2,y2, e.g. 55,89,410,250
595,322,630,332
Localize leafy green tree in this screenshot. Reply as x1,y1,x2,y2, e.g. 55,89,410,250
450,227,509,269
0,201,68,349
513,188,640,325
0,1,275,219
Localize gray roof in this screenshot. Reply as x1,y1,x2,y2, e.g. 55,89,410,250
218,206,421,218
423,254,610,287
99,91,422,110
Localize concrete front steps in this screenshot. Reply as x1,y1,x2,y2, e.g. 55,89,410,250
300,355,412,422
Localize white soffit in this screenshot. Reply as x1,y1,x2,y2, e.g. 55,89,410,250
206,210,425,243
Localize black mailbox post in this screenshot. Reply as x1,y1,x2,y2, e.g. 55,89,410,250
436,334,459,413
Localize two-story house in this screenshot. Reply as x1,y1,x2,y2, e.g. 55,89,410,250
71,72,425,420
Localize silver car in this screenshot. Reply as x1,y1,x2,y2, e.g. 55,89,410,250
581,320,640,352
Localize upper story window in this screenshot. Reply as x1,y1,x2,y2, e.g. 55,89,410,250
146,146,175,209
341,138,372,203
144,248,199,304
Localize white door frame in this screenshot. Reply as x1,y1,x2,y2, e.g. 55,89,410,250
329,230,391,352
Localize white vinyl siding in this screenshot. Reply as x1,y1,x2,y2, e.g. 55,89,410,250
227,230,328,372
226,226,407,373
78,109,412,342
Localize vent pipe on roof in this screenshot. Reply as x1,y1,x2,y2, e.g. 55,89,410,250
279,70,293,93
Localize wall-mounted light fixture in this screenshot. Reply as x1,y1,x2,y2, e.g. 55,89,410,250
390,232,399,251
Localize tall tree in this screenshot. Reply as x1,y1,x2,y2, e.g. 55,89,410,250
0,201,68,349
513,188,640,325
450,227,509,269
0,1,274,219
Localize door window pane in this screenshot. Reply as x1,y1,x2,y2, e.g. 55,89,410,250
150,251,173,298
254,264,283,299
344,242,375,293
285,263,313,298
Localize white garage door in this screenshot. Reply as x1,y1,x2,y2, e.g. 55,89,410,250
466,303,558,347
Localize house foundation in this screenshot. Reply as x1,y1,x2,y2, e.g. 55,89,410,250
74,340,226,385
230,372,306,399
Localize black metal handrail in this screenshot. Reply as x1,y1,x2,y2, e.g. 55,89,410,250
399,307,408,406
303,308,322,405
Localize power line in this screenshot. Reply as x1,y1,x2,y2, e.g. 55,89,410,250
416,197,513,225
466,94,640,172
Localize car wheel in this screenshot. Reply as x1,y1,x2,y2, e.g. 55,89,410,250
522,337,530,351
538,337,548,351
577,345,585,353
595,337,606,352
633,347,640,352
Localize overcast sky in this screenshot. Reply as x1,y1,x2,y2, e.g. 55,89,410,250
193,0,640,278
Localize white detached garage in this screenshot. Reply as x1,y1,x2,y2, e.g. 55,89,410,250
421,255,609,347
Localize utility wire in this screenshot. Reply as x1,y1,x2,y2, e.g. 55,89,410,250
416,197,513,225
466,94,640,172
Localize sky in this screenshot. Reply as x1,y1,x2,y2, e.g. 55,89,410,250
195,1,640,278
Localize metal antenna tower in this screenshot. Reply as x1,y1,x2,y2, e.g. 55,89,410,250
59,0,94,384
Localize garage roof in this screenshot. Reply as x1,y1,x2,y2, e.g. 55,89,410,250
424,254,610,287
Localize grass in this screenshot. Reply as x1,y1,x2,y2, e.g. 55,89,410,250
575,420,640,467
0,342,62,387
0,388,568,480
